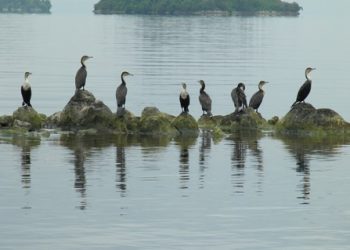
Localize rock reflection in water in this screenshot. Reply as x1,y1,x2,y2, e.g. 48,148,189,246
279,135,350,204
174,135,197,190
60,134,117,210
227,130,263,194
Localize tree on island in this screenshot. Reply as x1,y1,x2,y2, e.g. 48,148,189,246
94,0,302,15
0,0,51,13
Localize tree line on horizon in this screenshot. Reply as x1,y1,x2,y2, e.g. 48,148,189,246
0,0,51,13
93,0,302,15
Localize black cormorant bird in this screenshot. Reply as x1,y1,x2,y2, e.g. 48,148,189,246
291,67,316,107
198,80,212,116
75,55,93,91
231,82,247,113
179,83,190,113
116,71,133,108
249,80,268,112
21,72,32,107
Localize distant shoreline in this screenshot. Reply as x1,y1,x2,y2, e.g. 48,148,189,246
0,0,51,14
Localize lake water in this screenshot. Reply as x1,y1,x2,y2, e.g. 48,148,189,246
1,0,350,249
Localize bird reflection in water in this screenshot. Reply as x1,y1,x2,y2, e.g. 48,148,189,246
73,147,87,210
229,131,264,194
175,135,197,190
199,130,212,188
116,146,127,196
12,136,40,190
295,150,310,203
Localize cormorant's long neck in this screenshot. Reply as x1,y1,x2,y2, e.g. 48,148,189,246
305,72,311,81
81,60,86,68
24,77,30,84
121,75,126,85
200,84,205,93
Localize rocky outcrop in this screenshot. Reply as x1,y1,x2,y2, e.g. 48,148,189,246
58,90,115,132
277,103,350,135
12,107,46,130
172,113,199,135
198,108,267,132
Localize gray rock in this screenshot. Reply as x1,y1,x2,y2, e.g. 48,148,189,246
0,115,13,128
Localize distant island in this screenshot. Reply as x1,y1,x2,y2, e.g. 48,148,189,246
0,0,51,14
93,0,302,16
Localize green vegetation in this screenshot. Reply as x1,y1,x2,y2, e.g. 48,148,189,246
0,0,51,13
94,0,301,15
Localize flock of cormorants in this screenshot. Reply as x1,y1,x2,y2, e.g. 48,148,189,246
20,55,315,116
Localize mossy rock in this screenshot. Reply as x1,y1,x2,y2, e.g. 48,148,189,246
139,107,176,135
172,113,199,135
0,115,14,128
59,90,115,132
12,107,45,130
114,110,140,134
277,103,350,136
198,115,218,129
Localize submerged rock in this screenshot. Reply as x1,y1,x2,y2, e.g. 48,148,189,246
12,106,46,130
277,103,350,135
59,90,115,131
172,113,199,135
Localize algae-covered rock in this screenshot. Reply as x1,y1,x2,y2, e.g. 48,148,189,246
114,109,140,134
12,107,45,130
172,113,199,135
45,111,62,129
139,107,176,135
277,103,350,135
59,90,115,131
198,115,218,129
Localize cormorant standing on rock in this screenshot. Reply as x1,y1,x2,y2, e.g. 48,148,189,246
21,72,32,107
75,55,93,91
116,71,133,116
231,82,247,113
179,83,190,113
292,67,316,107
249,80,268,113
198,80,212,117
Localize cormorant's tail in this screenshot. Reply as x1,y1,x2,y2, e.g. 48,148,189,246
291,101,297,108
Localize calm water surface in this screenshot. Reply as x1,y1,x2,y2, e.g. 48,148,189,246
1,0,350,249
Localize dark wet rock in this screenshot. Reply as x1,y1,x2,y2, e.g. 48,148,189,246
0,115,13,128
59,90,115,132
277,103,350,135
268,116,279,125
172,113,199,135
139,107,176,135
12,107,45,130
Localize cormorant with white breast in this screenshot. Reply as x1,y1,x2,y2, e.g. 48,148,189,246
179,83,190,113
75,55,93,91
198,80,212,117
249,80,268,112
116,71,133,110
291,67,316,107
231,82,247,113
21,72,32,107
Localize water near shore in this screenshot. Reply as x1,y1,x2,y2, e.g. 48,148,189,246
1,0,350,249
